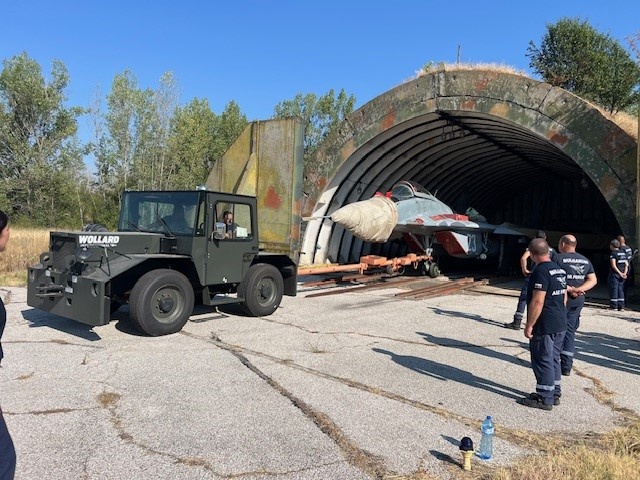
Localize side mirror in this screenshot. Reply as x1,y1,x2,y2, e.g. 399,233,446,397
212,222,226,240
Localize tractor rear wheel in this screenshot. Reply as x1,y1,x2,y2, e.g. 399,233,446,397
239,264,284,316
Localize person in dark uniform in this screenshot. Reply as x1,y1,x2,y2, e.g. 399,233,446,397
505,230,557,330
617,235,634,293
608,239,628,310
0,210,16,479
555,234,597,376
517,238,567,411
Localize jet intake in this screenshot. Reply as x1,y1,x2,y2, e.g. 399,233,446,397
331,196,398,243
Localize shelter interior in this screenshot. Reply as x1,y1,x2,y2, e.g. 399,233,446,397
312,110,622,279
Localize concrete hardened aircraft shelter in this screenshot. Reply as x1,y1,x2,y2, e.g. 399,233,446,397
300,68,638,267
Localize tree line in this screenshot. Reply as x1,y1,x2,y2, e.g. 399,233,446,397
0,55,355,229
0,18,638,229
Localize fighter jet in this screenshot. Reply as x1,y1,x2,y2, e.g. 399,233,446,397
330,180,523,263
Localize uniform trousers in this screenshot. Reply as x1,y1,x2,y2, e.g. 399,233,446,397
513,276,530,323
530,331,565,404
608,273,625,310
561,299,583,374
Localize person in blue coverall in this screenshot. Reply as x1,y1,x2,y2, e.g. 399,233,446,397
518,237,567,411
608,239,628,311
555,234,597,376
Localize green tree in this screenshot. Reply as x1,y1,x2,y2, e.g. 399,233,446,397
166,98,218,189
212,100,248,162
527,18,640,113
0,53,87,226
273,89,356,163
94,70,181,218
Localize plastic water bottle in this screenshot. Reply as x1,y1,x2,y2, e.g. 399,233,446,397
476,416,494,460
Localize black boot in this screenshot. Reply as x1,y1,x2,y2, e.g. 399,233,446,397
504,320,521,330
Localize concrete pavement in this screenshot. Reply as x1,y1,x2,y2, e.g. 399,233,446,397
1,280,638,479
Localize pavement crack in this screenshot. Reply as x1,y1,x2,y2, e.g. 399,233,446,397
4,407,98,416
574,368,639,424
4,339,102,349
97,388,344,479
182,330,634,459
186,331,393,479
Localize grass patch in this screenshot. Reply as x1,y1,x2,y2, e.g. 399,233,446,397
0,227,49,286
488,419,640,480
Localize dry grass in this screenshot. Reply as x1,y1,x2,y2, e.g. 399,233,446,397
600,109,638,138
0,227,50,286
488,419,640,480
415,62,529,78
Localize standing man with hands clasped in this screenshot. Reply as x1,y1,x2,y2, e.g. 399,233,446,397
555,234,597,376
518,238,567,411
608,239,628,311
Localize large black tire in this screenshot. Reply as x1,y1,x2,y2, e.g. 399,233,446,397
129,269,194,336
239,264,284,316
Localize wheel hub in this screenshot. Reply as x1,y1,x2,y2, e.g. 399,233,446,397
158,296,175,313
258,282,273,301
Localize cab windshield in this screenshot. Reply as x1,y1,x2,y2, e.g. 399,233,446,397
119,191,202,236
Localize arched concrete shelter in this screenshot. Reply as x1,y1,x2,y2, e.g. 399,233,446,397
300,68,638,267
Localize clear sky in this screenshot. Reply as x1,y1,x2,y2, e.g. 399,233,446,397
1,1,638,139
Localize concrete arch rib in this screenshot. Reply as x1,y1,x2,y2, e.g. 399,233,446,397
300,69,637,266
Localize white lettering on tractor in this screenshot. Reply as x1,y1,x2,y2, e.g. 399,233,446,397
78,235,120,248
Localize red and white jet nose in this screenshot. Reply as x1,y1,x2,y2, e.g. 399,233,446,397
330,196,398,242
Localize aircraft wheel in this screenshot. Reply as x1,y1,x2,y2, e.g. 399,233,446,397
239,264,284,316
428,263,440,278
129,269,194,336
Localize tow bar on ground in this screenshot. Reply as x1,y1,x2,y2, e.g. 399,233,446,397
297,254,435,277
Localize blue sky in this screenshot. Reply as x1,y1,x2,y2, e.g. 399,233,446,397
1,1,638,141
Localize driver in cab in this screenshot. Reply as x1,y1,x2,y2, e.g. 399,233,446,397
223,211,237,239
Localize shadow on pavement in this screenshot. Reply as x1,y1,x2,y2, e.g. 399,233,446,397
21,308,102,341
575,330,640,376
372,347,527,400
417,332,530,369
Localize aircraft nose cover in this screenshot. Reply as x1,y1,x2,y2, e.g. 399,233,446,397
330,196,399,243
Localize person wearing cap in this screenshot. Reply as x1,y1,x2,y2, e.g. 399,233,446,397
555,234,597,376
505,230,557,330
517,238,567,411
608,239,628,310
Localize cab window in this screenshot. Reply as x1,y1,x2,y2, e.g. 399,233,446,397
214,202,253,239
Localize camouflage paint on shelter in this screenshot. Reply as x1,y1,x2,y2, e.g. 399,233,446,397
301,69,637,266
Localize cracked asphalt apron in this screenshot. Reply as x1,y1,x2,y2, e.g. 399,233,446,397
1,281,638,479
